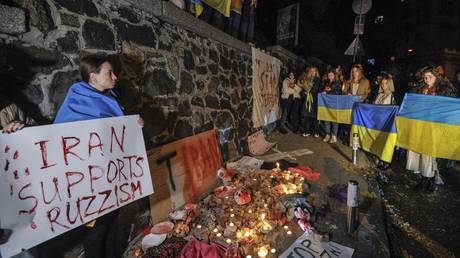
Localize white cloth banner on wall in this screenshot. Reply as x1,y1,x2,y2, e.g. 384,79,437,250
0,115,154,257
251,47,281,128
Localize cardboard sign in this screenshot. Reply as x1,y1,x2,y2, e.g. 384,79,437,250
0,115,153,257
279,233,354,258
248,130,276,156
148,130,221,223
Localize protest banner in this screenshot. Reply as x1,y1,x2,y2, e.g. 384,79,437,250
148,130,222,223
248,130,276,156
0,115,153,257
251,47,281,128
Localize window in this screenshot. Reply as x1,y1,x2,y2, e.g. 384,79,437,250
374,15,384,24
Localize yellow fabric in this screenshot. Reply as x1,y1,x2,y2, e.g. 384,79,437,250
352,125,397,162
194,4,204,16
396,117,460,160
203,0,232,17
85,220,96,228
317,106,353,124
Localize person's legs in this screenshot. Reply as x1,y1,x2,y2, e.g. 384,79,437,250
323,121,331,142
289,98,300,133
329,122,338,143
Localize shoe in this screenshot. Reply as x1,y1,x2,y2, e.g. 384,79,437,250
302,133,311,137
323,134,331,142
279,127,288,134
314,134,319,138
329,136,337,144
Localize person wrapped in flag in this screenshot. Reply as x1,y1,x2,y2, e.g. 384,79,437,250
403,66,457,192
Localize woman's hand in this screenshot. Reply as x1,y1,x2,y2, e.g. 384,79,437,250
137,117,144,128
2,121,25,133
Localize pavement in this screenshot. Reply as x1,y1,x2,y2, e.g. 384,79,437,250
264,130,391,257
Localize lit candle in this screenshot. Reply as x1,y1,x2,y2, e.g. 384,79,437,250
230,208,234,212
283,225,289,230
213,228,219,233
244,232,251,237
216,233,222,237
287,230,292,235
230,214,235,218
257,246,269,257
260,213,266,220
270,248,276,253
276,162,280,170
248,210,253,214
264,204,268,208
225,196,229,199
253,178,257,181
246,256,252,258
229,222,235,227
197,224,202,229
226,238,232,244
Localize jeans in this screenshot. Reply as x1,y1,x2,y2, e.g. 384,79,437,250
324,121,338,136
240,1,255,42
280,96,300,131
302,117,319,135
226,11,241,37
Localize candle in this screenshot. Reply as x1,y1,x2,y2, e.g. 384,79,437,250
264,204,268,208
229,222,235,227
230,208,234,212
197,224,202,229
276,162,280,170
230,214,235,218
253,178,257,181
226,238,232,244
283,225,289,230
225,196,229,199
270,248,276,253
216,233,222,237
213,228,219,233
246,256,252,258
287,230,292,235
258,246,269,257
260,213,266,220
248,210,253,214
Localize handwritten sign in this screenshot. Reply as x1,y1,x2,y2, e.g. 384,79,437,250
148,130,221,223
248,130,276,156
279,233,354,258
251,47,281,128
0,115,153,257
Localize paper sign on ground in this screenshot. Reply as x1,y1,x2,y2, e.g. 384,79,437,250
0,115,153,257
279,233,354,258
248,130,276,156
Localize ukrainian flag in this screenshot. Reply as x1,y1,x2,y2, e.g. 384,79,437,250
191,0,204,17
352,103,398,162
203,0,232,17
317,94,360,124
396,93,460,160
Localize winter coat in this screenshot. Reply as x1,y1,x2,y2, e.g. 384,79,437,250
281,78,302,99
343,77,371,101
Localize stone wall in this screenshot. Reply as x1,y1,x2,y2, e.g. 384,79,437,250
0,0,254,255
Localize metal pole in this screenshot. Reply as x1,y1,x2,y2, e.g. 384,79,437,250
352,133,359,165
346,180,359,234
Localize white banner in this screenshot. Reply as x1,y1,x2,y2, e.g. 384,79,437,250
279,233,354,258
0,115,154,257
251,47,281,128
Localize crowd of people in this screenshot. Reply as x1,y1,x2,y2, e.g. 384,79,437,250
279,63,459,192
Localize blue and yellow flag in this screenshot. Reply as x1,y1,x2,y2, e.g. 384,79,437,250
396,93,460,160
191,0,204,17
317,94,360,124
203,0,232,17
352,103,398,162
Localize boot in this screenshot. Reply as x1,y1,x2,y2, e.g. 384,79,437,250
413,176,428,191
424,177,436,193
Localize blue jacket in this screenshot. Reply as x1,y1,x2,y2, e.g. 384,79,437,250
54,81,124,123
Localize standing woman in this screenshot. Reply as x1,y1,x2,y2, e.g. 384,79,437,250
300,67,321,137
54,55,138,258
279,72,302,133
406,66,457,192
321,69,342,143
374,74,395,105
344,64,371,102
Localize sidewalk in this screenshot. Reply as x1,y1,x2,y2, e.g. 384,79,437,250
264,130,390,257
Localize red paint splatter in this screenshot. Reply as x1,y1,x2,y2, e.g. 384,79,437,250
25,168,30,176
13,150,19,159
31,221,37,229
10,184,13,196
13,170,19,180
4,159,9,171
4,145,9,153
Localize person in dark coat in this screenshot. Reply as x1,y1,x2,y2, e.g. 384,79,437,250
299,67,321,137
320,68,342,144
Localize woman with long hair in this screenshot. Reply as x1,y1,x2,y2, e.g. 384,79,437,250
344,64,370,102
299,66,321,137
374,74,395,105
321,68,342,143
406,66,457,192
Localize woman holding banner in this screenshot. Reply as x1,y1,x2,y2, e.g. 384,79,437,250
407,66,456,192
53,55,137,258
321,68,342,144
